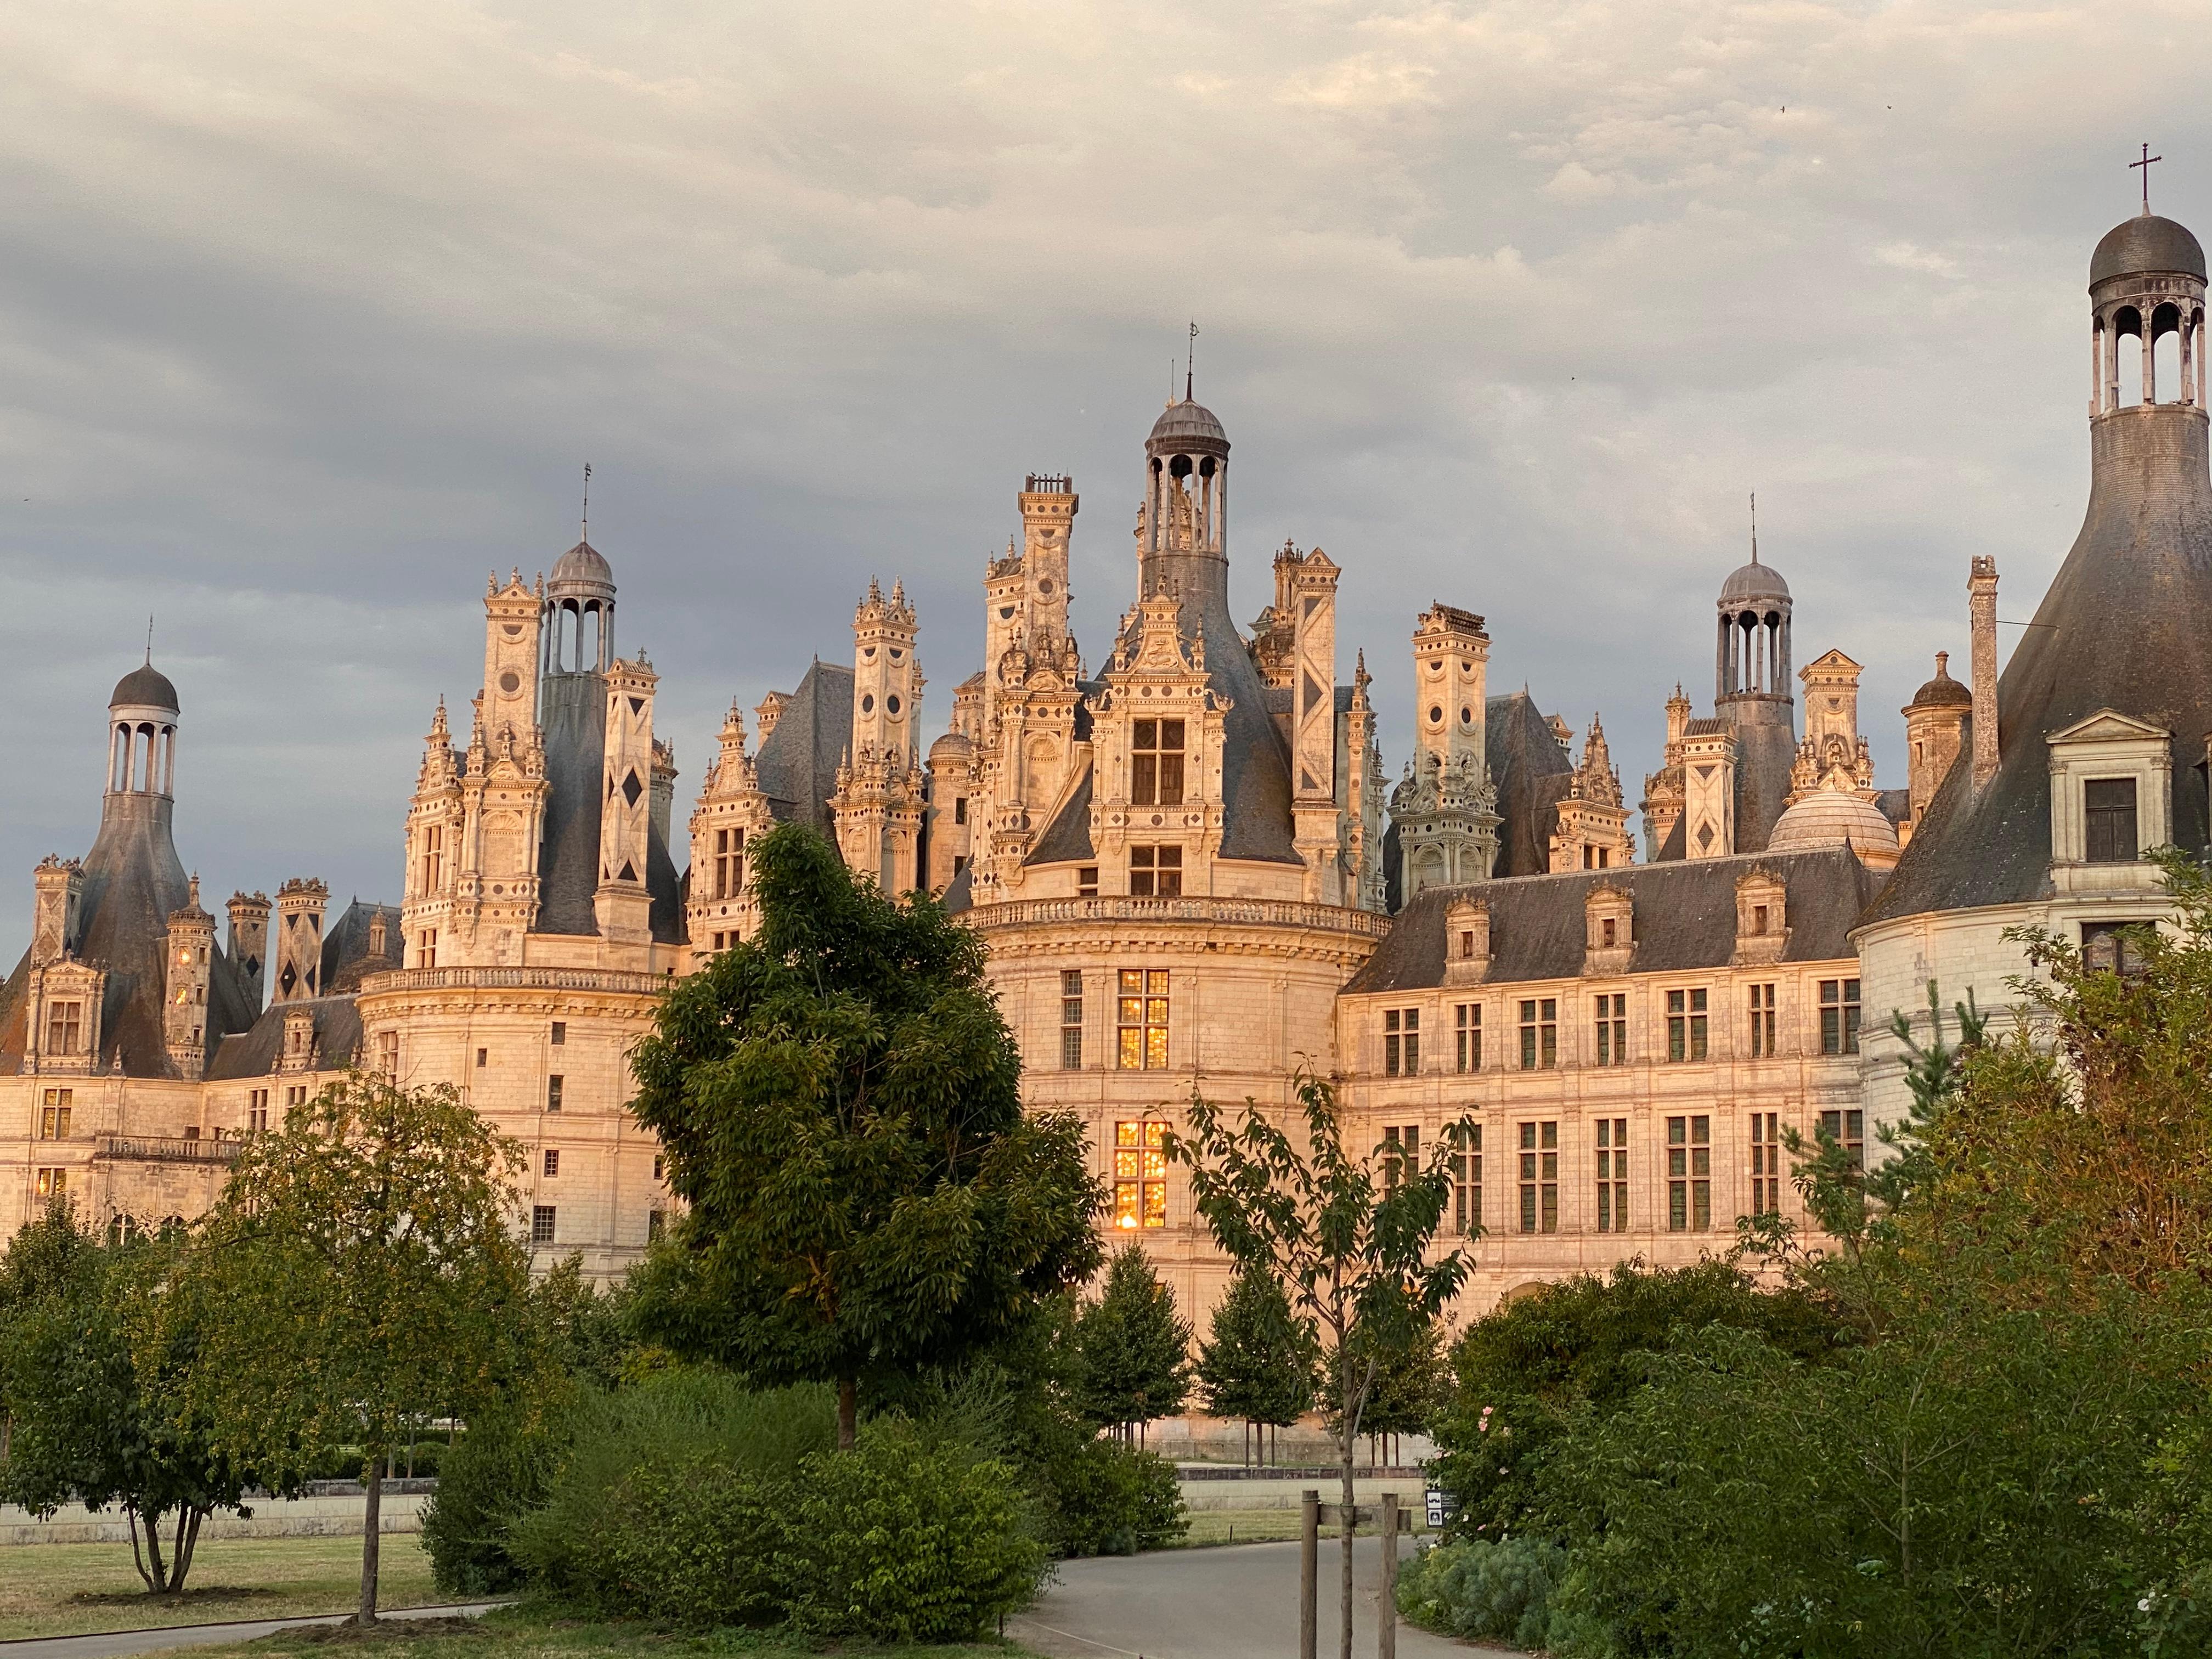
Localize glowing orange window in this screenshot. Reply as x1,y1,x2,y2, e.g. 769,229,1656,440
1113,1119,1170,1229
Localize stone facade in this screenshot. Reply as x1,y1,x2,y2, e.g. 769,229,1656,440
3,206,2205,1329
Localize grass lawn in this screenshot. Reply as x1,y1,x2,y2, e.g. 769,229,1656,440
1178,1508,1441,1548
150,1604,1042,1659
0,1534,445,1641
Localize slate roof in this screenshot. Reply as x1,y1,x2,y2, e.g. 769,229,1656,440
2091,213,2207,285
1864,402,2212,926
533,673,608,936
1026,766,1096,865
321,900,403,994
110,663,179,710
754,660,855,839
1486,692,1575,879
1344,844,1882,996
207,994,365,1081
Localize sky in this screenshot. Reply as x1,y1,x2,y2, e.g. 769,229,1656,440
1,1,2206,945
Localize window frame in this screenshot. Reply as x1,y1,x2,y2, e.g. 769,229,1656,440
1517,998,1559,1071
1594,992,1627,1066
1819,979,1862,1056
1666,988,1709,1062
1595,1117,1628,1232
1113,1119,1171,1230
2083,776,2140,864
1454,1003,1482,1073
1666,1114,1712,1231
1130,718,1188,808
1115,969,1171,1070
1060,970,1085,1070
1128,844,1184,898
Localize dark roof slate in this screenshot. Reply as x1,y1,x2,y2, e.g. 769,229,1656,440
207,995,365,1081
1025,765,1096,865
754,661,855,840
1486,692,1575,879
1345,845,1881,996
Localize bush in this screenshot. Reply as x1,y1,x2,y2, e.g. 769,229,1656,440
505,1369,834,1614
1396,1535,1570,1651
781,1418,1047,1642
420,1412,563,1596
1039,1435,1186,1556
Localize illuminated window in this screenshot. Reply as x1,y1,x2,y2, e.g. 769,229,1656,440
1667,989,1709,1061
1748,983,1777,1057
531,1205,556,1245
1818,980,1860,1056
1667,1115,1711,1231
1518,999,1557,1070
1595,1118,1628,1232
1113,1120,1169,1229
1449,1124,1481,1235
1060,970,1084,1070
44,1001,83,1056
1819,1108,1865,1170
1518,1121,1558,1234
1131,719,1186,807
1384,1008,1420,1077
1116,970,1170,1069
1594,994,1627,1066
1129,845,1182,898
1749,1111,1781,1214
37,1088,72,1141
34,1168,66,1199
1454,1003,1481,1073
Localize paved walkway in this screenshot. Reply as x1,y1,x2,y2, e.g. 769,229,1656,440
1009,1539,1513,1659
0,1603,504,1659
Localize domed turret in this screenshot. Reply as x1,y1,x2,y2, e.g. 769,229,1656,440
1767,788,1900,870
110,662,178,714
1147,398,1228,454
2091,213,2207,286
545,539,615,675
1908,651,1972,710
1719,558,1790,605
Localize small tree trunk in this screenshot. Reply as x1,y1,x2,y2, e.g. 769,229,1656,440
1339,1361,1357,1659
141,1508,171,1594
172,1508,205,1595
357,1459,382,1623
126,1505,156,1594
836,1378,857,1451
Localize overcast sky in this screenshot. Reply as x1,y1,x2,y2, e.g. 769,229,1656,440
1,1,2205,944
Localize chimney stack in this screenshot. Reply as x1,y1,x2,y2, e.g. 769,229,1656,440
1968,557,2000,789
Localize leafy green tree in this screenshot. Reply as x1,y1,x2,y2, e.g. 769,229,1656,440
627,823,1104,1447
1197,1266,1316,1466
1073,1244,1192,1442
0,1204,251,1593
160,1073,535,1622
1170,1073,1470,1659
1322,1314,1448,1468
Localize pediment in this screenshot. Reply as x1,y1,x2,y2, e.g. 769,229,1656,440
1803,648,1862,673
2046,708,2171,746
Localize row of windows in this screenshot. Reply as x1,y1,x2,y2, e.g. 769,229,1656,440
1378,980,1861,1075
1058,971,1176,1071
524,1204,665,1246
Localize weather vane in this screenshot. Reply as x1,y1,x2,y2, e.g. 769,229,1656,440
1187,321,1198,402
582,462,591,541
2131,142,2162,212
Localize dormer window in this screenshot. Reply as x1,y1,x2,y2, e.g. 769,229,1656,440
1131,720,1186,806
2085,778,2138,862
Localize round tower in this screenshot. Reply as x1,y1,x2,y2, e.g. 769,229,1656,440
107,661,179,798
1141,397,1231,606
1712,552,1795,851
544,540,616,676
2089,210,2206,417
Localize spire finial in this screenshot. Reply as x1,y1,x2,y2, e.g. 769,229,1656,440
1186,321,1198,403
1749,492,1758,565
581,462,591,542
2131,142,2162,213
145,615,154,665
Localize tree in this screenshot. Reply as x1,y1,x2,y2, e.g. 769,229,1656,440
160,1073,535,1622
1170,1073,1470,1659
1197,1266,1316,1466
1073,1244,1192,1443
0,1204,252,1594
1326,1316,1448,1469
627,823,1105,1448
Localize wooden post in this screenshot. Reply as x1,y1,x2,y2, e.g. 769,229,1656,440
1379,1493,1399,1659
1300,1488,1319,1659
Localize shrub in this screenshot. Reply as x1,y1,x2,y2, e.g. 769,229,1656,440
1039,1435,1186,1556
1396,1535,1570,1651
781,1418,1048,1641
420,1412,563,1596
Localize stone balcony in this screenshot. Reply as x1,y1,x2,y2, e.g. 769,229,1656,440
96,1133,244,1165
357,966,674,997
965,894,1392,938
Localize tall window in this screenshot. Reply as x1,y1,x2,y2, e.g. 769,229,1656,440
1594,994,1627,1066
1114,1120,1169,1229
1116,970,1170,1069
647,1210,666,1242
1384,1008,1421,1077
416,929,437,969
546,1075,565,1113
1129,845,1183,897
1667,1115,1711,1231
1518,1121,1559,1234
376,1030,399,1080
713,827,745,898
1130,719,1187,806
419,822,443,894
2084,777,2138,863
35,1169,66,1199
543,1149,560,1177
1518,998,1558,1070
1666,989,1709,1061
1819,980,1861,1055
246,1088,268,1135
531,1205,556,1245
37,1088,72,1141
1449,1124,1481,1236
1749,1111,1781,1214
1748,983,1777,1057
1454,1003,1482,1073
1595,1118,1628,1232
550,1021,567,1046
1060,971,1084,1070
1819,1108,1866,1170
953,796,967,825
44,1001,82,1055
1383,1125,1420,1194
285,1085,308,1110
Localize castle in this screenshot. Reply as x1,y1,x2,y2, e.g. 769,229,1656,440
3,205,2207,1318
